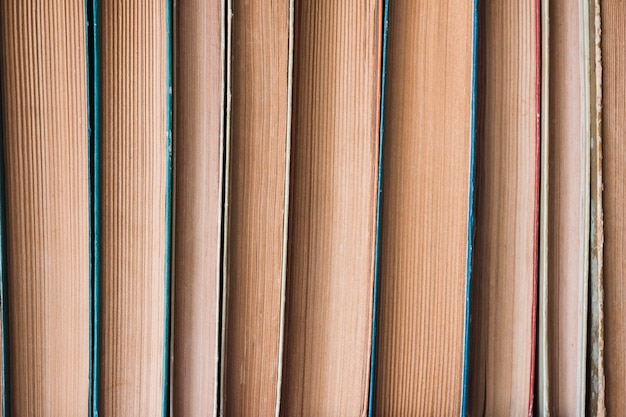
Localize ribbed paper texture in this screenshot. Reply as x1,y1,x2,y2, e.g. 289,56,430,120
0,1,90,415
374,1,472,415
100,1,168,414
282,1,381,415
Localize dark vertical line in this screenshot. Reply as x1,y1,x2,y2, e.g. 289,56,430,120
461,0,479,415
87,0,101,415
162,0,174,415
0,34,11,417
368,0,389,415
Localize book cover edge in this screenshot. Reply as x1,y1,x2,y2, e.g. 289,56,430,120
162,0,174,414
460,0,479,415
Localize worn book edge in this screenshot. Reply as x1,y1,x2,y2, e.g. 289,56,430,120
578,0,593,413
587,0,605,414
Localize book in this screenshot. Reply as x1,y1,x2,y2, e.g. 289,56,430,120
280,1,381,415
1,1,624,414
469,0,539,414
220,0,292,415
600,1,625,415
373,1,475,414
0,1,90,415
98,0,171,414
537,0,593,414
170,0,224,414
587,0,604,414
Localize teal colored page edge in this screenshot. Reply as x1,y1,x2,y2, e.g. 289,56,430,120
87,0,101,415
461,0,479,415
367,0,389,414
0,60,10,417
162,0,174,414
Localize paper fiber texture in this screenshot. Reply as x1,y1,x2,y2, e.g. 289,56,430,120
170,0,224,415
220,0,291,415
0,2,90,415
375,1,473,414
99,1,169,414
281,2,382,415
469,1,537,414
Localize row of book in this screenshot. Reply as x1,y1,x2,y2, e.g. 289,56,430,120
0,0,624,416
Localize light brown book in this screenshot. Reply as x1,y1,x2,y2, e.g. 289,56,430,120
221,0,292,415
171,0,224,414
0,1,90,415
601,1,626,415
469,0,538,415
281,1,381,415
100,0,168,414
537,0,591,414
374,1,473,415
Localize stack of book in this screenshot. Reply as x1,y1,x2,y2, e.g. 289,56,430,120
0,0,623,415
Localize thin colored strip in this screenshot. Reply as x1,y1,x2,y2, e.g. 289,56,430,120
0,64,9,417
460,0,479,415
162,0,174,415
367,0,389,415
162,0,175,414
88,0,102,415
85,0,92,412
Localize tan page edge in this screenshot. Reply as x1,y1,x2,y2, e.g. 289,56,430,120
275,0,294,415
537,0,550,414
